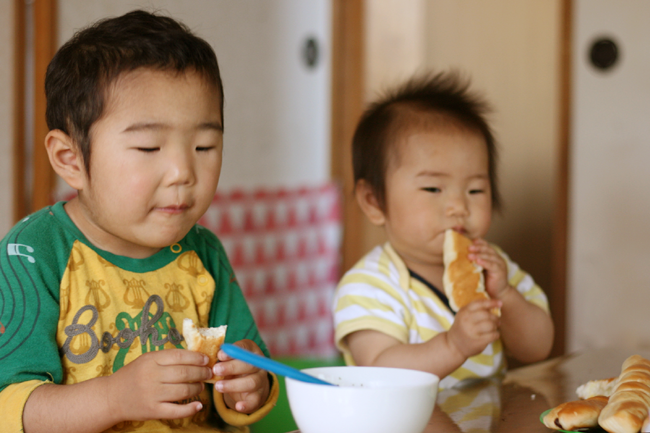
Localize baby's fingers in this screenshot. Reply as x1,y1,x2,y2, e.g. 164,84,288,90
464,298,502,313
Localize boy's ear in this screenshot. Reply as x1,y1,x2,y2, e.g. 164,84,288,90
355,180,386,226
45,129,86,191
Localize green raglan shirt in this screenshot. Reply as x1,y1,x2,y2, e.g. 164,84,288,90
0,202,277,432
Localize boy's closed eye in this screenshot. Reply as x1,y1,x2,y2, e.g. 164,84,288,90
468,189,485,194
137,147,160,153
422,187,441,193
196,145,217,152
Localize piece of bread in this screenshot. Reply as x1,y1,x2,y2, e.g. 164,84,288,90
443,229,498,314
599,355,650,433
543,396,609,431
577,377,619,399
183,318,227,383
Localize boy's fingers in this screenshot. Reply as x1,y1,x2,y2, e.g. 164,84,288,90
214,359,260,378
159,382,205,404
235,395,264,414
163,365,214,383
214,374,261,394
159,400,204,420
156,349,209,366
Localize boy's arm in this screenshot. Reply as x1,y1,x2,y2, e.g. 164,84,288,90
22,377,117,433
22,349,210,433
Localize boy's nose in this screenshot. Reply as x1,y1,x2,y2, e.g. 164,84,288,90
166,150,195,186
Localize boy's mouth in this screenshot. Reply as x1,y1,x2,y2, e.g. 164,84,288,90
156,204,189,214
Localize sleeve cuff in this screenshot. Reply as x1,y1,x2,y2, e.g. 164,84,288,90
213,372,279,427
0,380,52,432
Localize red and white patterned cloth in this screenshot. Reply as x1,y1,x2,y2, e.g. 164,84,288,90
199,183,342,357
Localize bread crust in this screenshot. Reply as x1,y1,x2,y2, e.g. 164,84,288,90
443,229,495,313
598,355,650,433
183,318,227,383
543,396,609,431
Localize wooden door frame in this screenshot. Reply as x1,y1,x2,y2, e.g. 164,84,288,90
550,0,572,357
13,0,26,222
330,0,366,274
32,0,58,214
13,0,57,222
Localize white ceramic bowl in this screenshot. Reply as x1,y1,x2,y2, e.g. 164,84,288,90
286,366,439,433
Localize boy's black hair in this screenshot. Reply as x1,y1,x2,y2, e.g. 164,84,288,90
45,9,223,176
352,71,501,212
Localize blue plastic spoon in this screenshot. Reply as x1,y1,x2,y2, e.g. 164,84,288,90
220,343,336,386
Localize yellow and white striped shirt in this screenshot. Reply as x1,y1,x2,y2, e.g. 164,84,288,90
332,242,549,389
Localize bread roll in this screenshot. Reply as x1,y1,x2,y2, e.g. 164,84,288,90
577,377,618,399
443,229,498,314
599,355,650,433
183,318,227,383
543,396,609,431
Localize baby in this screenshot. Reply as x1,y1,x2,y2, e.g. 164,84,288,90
333,72,554,389
0,10,277,433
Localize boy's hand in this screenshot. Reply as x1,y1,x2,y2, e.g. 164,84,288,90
468,239,511,299
447,299,501,358
107,349,212,422
213,339,270,414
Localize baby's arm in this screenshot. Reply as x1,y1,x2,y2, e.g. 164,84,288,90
469,240,554,363
22,349,212,433
346,298,501,379
490,286,554,363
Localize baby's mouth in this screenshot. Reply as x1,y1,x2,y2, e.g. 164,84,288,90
450,226,467,235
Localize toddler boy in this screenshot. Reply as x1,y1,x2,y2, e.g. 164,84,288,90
0,10,277,432
332,72,554,389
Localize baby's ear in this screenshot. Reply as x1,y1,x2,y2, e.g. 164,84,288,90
355,180,386,226
45,129,85,191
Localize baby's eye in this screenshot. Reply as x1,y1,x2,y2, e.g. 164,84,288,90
137,147,160,153
469,189,485,194
422,187,441,193
196,146,216,152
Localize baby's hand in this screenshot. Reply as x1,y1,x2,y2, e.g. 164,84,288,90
447,299,501,358
107,349,212,422
213,340,270,414
468,239,510,299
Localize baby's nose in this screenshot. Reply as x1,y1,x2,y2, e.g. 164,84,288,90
446,196,469,216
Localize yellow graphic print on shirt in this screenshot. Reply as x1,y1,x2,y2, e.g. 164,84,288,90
55,241,216,429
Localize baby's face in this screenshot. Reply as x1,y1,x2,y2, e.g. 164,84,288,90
381,129,492,269
71,68,223,258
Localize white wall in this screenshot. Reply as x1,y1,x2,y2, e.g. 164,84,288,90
54,0,331,197
568,0,650,351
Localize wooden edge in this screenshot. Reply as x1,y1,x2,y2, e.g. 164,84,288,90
330,0,366,275
13,0,26,222
32,0,58,213
550,0,572,357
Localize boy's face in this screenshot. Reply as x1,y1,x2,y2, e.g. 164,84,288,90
381,129,492,269
68,68,223,258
